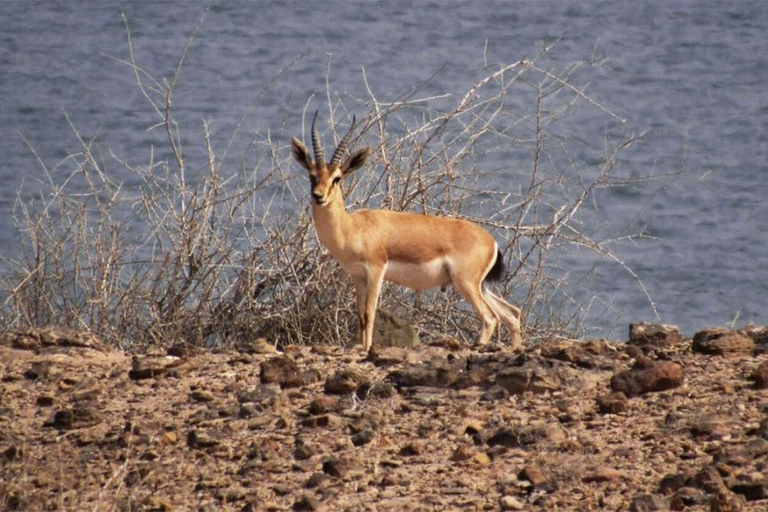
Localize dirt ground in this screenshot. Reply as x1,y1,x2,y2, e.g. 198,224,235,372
1,325,767,512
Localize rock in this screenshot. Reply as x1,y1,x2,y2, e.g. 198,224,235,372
322,455,361,479
308,395,339,415
610,357,684,396
629,322,683,348
692,328,755,356
731,480,768,501
691,465,727,493
46,405,102,430
499,495,525,510
582,466,626,483
629,493,670,511
741,324,768,350
713,438,768,466
236,338,276,355
3,327,104,352
129,355,187,380
710,491,747,512
750,360,768,389
260,356,302,388
187,429,219,449
371,309,419,349
480,384,510,401
237,384,284,413
596,392,628,414
670,487,709,509
757,417,768,440
300,414,344,429
351,429,374,447
190,389,215,402
324,368,367,395
488,422,566,448
293,494,322,511
658,472,690,495
368,346,416,367
356,381,397,400
388,356,465,388
495,367,532,394
398,442,424,457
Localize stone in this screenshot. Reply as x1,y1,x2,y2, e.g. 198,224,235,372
691,465,726,493
260,356,302,388
322,455,361,479
658,472,690,495
692,328,755,356
710,491,747,512
610,357,684,396
300,414,344,429
371,309,419,349
757,417,768,440
669,487,709,509
129,355,187,380
324,368,367,395
308,396,339,415
582,466,626,483
388,356,465,389
731,480,768,501
499,495,525,510
235,338,276,355
190,389,215,402
187,429,219,449
629,493,670,511
596,392,628,414
480,384,510,401
368,346,415,367
629,322,683,348
293,495,322,511
495,367,532,394
750,360,768,389
539,339,599,368
46,405,102,430
488,423,566,448
351,429,374,447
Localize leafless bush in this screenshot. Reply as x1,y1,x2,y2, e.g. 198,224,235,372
0,19,659,349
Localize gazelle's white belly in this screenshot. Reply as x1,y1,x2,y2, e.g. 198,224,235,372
384,258,451,291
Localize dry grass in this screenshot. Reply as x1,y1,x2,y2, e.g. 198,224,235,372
0,16,660,350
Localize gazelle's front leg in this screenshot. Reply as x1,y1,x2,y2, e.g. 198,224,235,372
354,266,386,353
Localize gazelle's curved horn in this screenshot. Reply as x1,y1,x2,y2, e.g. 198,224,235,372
330,116,356,168
311,111,324,164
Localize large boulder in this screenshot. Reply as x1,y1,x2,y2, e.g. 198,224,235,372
610,357,684,396
628,322,683,348
692,328,754,356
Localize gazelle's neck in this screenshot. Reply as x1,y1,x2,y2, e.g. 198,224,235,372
311,196,351,256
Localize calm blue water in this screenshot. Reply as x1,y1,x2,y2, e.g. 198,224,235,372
1,1,767,337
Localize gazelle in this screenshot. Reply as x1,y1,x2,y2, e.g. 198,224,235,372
291,112,522,353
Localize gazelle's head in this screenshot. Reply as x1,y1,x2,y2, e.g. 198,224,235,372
291,112,370,207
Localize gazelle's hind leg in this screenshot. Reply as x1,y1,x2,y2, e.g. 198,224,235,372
451,276,499,346
483,289,523,350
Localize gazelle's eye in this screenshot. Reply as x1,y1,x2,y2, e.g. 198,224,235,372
332,176,342,186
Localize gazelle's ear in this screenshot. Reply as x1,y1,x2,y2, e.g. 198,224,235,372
341,147,370,175
291,137,313,171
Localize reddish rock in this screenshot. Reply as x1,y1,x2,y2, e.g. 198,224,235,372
610,357,684,396
629,322,683,348
324,368,367,395
260,356,301,388
596,392,628,414
629,493,669,511
692,328,755,356
750,360,768,389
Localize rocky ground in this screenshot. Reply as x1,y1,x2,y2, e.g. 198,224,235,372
1,323,767,512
